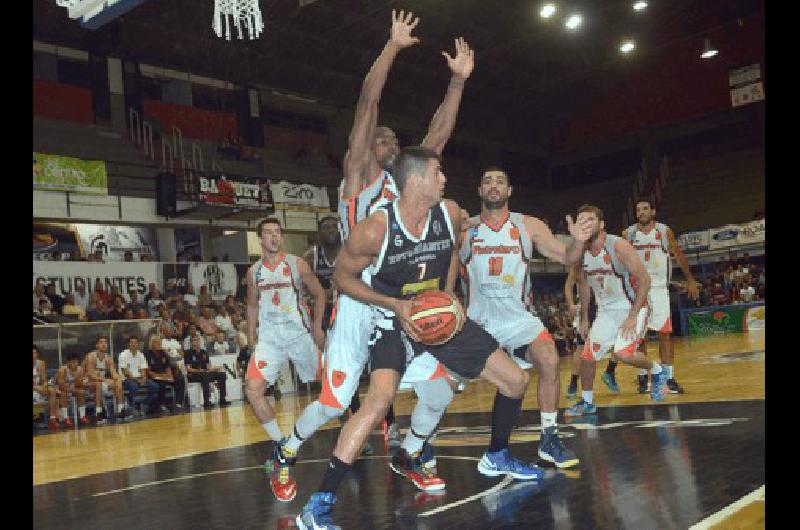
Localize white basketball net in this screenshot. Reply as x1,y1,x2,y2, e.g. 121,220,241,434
213,0,264,41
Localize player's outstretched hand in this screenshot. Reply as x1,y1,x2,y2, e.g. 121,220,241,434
567,214,593,242
685,279,701,301
620,316,637,341
442,37,474,80
390,9,421,48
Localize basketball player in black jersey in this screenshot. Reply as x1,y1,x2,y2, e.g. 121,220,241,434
297,146,593,529
304,215,340,331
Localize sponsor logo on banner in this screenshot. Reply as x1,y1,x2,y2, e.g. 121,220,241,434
33,152,108,195
189,263,238,300
74,224,158,261
708,225,741,250
33,223,82,260
729,63,765,108
269,180,331,211
745,304,765,332
197,173,273,210
33,262,159,300
679,230,710,251
737,219,765,245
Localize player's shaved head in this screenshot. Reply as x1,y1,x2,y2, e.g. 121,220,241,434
391,146,441,192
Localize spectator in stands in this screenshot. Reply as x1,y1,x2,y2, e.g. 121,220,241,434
117,335,160,415
33,344,59,431
128,291,145,314
109,295,127,320
740,279,756,303
35,299,54,318
183,325,205,351
45,284,64,314
33,284,51,313
699,279,712,307
124,308,135,319
197,306,219,338
184,334,230,408
184,284,199,307
723,266,734,290
61,294,86,321
56,352,89,427
74,282,89,310
85,294,108,321
224,295,239,316
95,279,112,306
215,306,236,339
711,282,727,306
140,253,153,262
85,335,130,422
211,331,231,356
136,308,149,319
123,250,134,262
93,250,105,263
146,335,185,412
235,332,250,377
146,289,165,317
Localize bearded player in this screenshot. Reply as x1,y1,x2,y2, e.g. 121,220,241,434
601,198,700,394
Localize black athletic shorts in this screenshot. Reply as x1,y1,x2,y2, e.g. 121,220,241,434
368,316,499,379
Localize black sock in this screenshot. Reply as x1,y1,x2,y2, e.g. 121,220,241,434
605,360,618,374
488,391,523,453
318,455,351,494
569,374,579,386
349,392,361,414
384,404,395,426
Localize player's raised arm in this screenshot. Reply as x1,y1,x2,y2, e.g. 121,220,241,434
297,257,328,350
443,200,464,294
342,10,420,198
421,37,475,156
564,264,578,320
246,264,259,349
525,215,592,266
333,212,398,312
666,227,700,300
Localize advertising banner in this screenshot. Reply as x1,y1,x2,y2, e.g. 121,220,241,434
679,230,710,252
33,223,82,261
686,306,748,335
736,219,765,245
162,262,250,301
197,173,274,210
33,152,108,195
33,261,160,301
729,63,765,108
745,304,765,332
269,180,331,211
708,224,741,250
74,224,158,261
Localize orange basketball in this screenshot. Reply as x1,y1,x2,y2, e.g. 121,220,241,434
409,290,464,346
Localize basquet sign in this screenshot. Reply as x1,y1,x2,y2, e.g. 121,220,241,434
197,173,274,210
33,152,108,195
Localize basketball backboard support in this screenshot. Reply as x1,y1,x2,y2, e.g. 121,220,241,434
56,0,149,30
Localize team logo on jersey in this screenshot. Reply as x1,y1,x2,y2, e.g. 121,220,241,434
603,254,612,264
655,231,662,240
502,274,515,285
283,264,291,277
510,227,520,240
257,360,267,369
432,220,442,236
332,370,346,388
592,342,601,352
394,234,403,247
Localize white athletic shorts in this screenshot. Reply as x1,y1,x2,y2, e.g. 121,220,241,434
317,293,376,409
582,307,648,362
248,331,321,386
647,287,672,333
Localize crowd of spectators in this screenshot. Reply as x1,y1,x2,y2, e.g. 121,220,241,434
685,253,765,308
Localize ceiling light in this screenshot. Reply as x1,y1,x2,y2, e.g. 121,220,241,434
620,40,636,54
540,3,557,18
565,13,582,31
633,1,648,11
701,37,718,58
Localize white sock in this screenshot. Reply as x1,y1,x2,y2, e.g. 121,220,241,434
401,429,427,455
541,411,558,428
637,368,649,376
581,390,593,404
663,364,673,379
262,419,284,442
96,406,103,414
650,361,663,375
79,406,86,418
117,403,125,413
60,407,68,419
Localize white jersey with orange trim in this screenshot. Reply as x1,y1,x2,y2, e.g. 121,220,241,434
251,253,311,344
337,171,399,242
459,212,550,358
582,234,636,312
625,222,671,289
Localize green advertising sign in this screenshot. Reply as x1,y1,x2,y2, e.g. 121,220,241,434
686,306,747,335
33,152,108,195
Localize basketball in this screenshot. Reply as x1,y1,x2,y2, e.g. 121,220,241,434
409,290,463,345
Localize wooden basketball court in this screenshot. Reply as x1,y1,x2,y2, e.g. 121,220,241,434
33,331,764,529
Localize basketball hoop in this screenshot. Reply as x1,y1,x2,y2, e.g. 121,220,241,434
213,0,264,41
